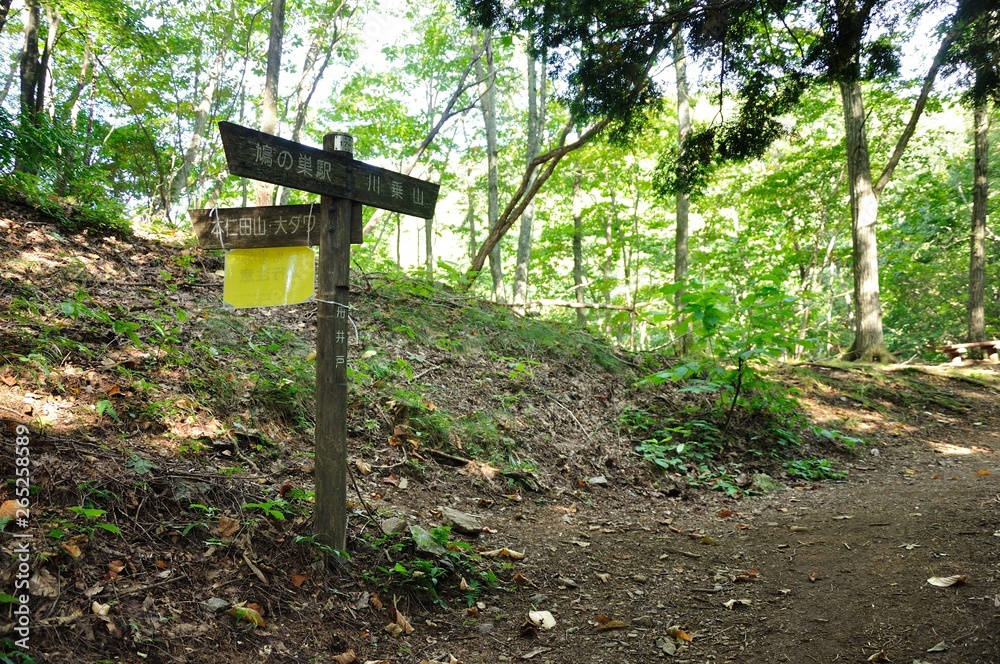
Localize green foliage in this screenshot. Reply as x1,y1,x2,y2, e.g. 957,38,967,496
813,426,864,450
0,638,36,664
640,282,811,417
631,414,722,473
0,111,129,235
242,499,292,522
786,458,847,481
67,505,123,536
95,399,121,423
374,525,497,607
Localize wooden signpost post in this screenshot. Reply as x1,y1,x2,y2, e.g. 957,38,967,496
190,122,440,550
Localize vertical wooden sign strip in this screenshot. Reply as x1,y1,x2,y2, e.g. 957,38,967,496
314,133,354,550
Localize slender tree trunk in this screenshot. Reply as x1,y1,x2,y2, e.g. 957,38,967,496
571,171,586,328
396,214,402,266
425,217,434,279
66,40,92,129
602,186,617,307
279,2,354,205
465,117,609,282
255,0,285,207
363,36,487,234
840,80,891,362
475,30,505,302
170,23,230,205
35,5,58,120
513,52,545,313
0,58,16,106
968,99,989,344
674,28,692,355
467,190,478,264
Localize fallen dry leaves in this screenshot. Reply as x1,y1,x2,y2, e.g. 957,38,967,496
384,606,414,637
927,575,966,588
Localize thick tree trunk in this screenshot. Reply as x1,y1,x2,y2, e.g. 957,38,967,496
513,52,545,313
15,0,41,173
475,31,505,302
255,0,285,207
674,28,691,356
18,0,40,122
968,99,989,344
572,171,586,328
840,80,891,362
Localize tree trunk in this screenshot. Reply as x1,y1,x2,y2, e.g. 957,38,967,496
475,30,505,302
571,171,586,328
0,0,13,38
35,5,57,121
603,187,615,306
15,0,43,173
66,40,93,129
255,0,285,207
465,116,609,284
0,58,16,106
18,0,40,124
425,216,434,279
279,1,354,205
968,98,989,344
673,28,691,356
513,52,545,313
840,80,891,362
170,22,230,205
466,190,478,264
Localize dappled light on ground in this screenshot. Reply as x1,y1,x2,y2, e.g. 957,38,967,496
2,205,998,663
926,441,995,456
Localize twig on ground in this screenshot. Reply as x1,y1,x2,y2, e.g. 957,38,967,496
117,573,189,596
551,400,593,441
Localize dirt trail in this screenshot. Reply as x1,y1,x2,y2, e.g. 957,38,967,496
1,206,998,663
412,406,1000,664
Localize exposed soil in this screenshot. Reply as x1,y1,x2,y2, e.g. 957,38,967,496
1,204,998,664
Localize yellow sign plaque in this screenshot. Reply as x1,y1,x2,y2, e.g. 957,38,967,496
222,247,315,308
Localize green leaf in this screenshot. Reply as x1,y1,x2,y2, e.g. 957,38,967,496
69,506,106,520
96,399,120,422
95,522,123,535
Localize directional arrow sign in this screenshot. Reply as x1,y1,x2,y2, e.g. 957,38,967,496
189,204,363,249
219,121,439,218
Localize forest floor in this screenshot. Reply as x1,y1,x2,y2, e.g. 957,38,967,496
0,202,998,664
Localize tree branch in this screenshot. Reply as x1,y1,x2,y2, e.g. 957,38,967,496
873,28,956,196
362,37,488,235
463,117,610,284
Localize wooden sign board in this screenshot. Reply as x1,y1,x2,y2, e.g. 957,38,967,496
219,121,440,219
196,123,443,552
189,204,363,249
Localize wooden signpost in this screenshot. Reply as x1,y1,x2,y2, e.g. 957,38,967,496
192,122,440,550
